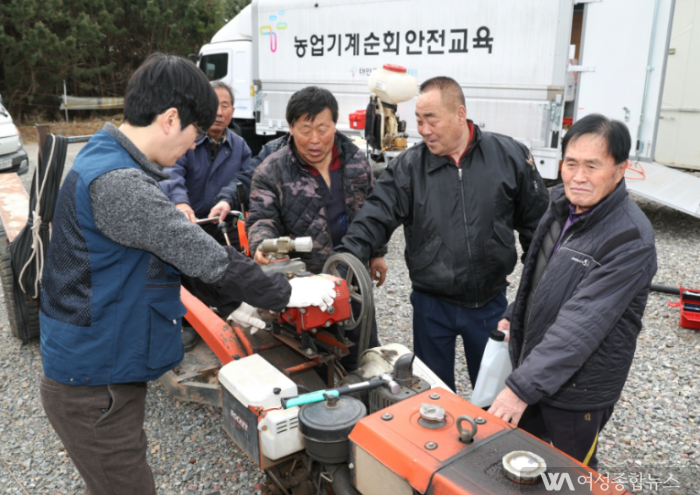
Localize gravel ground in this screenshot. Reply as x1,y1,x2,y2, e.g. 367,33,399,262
1,155,698,493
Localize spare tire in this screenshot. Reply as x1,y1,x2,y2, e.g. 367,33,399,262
0,224,40,340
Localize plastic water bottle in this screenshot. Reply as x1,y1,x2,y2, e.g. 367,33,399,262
470,330,512,408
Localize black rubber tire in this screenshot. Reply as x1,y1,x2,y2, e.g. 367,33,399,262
0,225,41,340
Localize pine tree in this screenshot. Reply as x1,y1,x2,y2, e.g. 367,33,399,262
0,0,228,121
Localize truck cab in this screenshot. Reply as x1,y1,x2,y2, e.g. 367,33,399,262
198,5,281,154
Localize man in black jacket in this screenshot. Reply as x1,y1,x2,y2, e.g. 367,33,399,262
337,76,548,391
489,114,657,470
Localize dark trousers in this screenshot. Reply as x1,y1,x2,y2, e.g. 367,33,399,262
518,402,615,471
40,375,156,495
411,290,507,392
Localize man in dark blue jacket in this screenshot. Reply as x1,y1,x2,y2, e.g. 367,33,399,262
160,81,252,247
489,114,657,470
39,54,336,495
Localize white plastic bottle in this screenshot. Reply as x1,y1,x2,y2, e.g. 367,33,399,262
470,330,512,408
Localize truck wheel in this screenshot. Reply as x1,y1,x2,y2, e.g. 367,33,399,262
0,225,40,340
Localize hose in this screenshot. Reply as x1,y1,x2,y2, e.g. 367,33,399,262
650,284,680,296
324,463,359,495
10,134,68,342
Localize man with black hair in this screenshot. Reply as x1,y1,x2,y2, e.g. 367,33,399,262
246,85,387,370
489,114,657,470
39,54,337,494
337,76,549,392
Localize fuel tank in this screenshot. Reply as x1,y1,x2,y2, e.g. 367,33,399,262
349,388,628,495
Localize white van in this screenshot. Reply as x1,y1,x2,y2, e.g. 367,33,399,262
0,101,29,175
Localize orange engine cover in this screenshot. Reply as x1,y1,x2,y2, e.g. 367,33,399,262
279,274,352,333
349,388,628,495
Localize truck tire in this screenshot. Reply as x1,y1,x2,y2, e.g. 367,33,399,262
0,225,40,341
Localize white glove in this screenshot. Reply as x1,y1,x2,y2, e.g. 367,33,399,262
227,303,266,335
287,277,337,312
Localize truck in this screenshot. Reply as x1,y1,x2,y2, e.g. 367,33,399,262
199,0,700,220
0,99,29,176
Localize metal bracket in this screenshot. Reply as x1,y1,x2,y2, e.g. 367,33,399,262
568,65,596,72
623,107,631,123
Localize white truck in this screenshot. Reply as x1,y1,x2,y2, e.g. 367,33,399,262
0,100,29,176
199,0,700,219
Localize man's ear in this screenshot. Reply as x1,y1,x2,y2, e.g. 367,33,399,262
614,160,629,184
457,105,467,121
159,108,180,135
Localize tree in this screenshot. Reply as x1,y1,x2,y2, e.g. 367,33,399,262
0,0,228,121
224,0,252,22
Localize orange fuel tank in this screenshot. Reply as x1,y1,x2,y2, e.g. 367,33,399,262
349,388,627,495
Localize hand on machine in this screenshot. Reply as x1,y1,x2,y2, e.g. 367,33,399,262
227,302,266,334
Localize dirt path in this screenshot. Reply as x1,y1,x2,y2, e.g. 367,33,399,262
18,116,122,144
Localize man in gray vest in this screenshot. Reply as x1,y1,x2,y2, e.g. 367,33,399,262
39,53,336,494
489,114,657,470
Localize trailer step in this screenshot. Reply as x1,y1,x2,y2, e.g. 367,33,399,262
625,162,700,219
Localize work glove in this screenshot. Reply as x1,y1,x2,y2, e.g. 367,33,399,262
227,302,266,334
287,276,337,312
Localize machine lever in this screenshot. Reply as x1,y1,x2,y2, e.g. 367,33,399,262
219,222,231,247
195,216,219,225
281,378,387,409
236,182,246,216
379,373,401,394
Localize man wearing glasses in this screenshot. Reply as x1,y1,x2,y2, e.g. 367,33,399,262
38,54,337,495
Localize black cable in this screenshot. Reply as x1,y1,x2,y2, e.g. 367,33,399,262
650,284,680,296
9,134,68,343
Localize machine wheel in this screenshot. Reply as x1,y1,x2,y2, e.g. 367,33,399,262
0,225,40,340
323,253,375,357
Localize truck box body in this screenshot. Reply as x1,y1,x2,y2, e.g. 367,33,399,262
251,0,573,179
200,0,692,204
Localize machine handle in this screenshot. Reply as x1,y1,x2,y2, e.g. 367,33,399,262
456,415,478,443
236,182,246,216
195,216,219,225
282,390,339,409
281,378,387,409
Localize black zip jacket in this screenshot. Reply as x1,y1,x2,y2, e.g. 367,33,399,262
504,182,657,410
338,122,549,308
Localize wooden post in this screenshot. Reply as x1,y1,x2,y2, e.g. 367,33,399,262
35,124,51,163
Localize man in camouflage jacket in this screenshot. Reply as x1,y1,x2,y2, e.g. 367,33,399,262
246,86,387,369
246,89,387,275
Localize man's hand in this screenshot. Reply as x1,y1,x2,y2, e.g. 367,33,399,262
488,386,528,426
209,201,231,223
498,318,511,341
227,303,266,334
287,277,336,312
176,203,196,224
369,257,388,287
254,249,271,266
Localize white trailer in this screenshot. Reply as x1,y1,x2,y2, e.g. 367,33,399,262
199,0,700,219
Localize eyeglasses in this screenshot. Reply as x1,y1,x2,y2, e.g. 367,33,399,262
193,123,207,141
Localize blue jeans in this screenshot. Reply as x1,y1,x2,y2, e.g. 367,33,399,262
411,290,507,392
